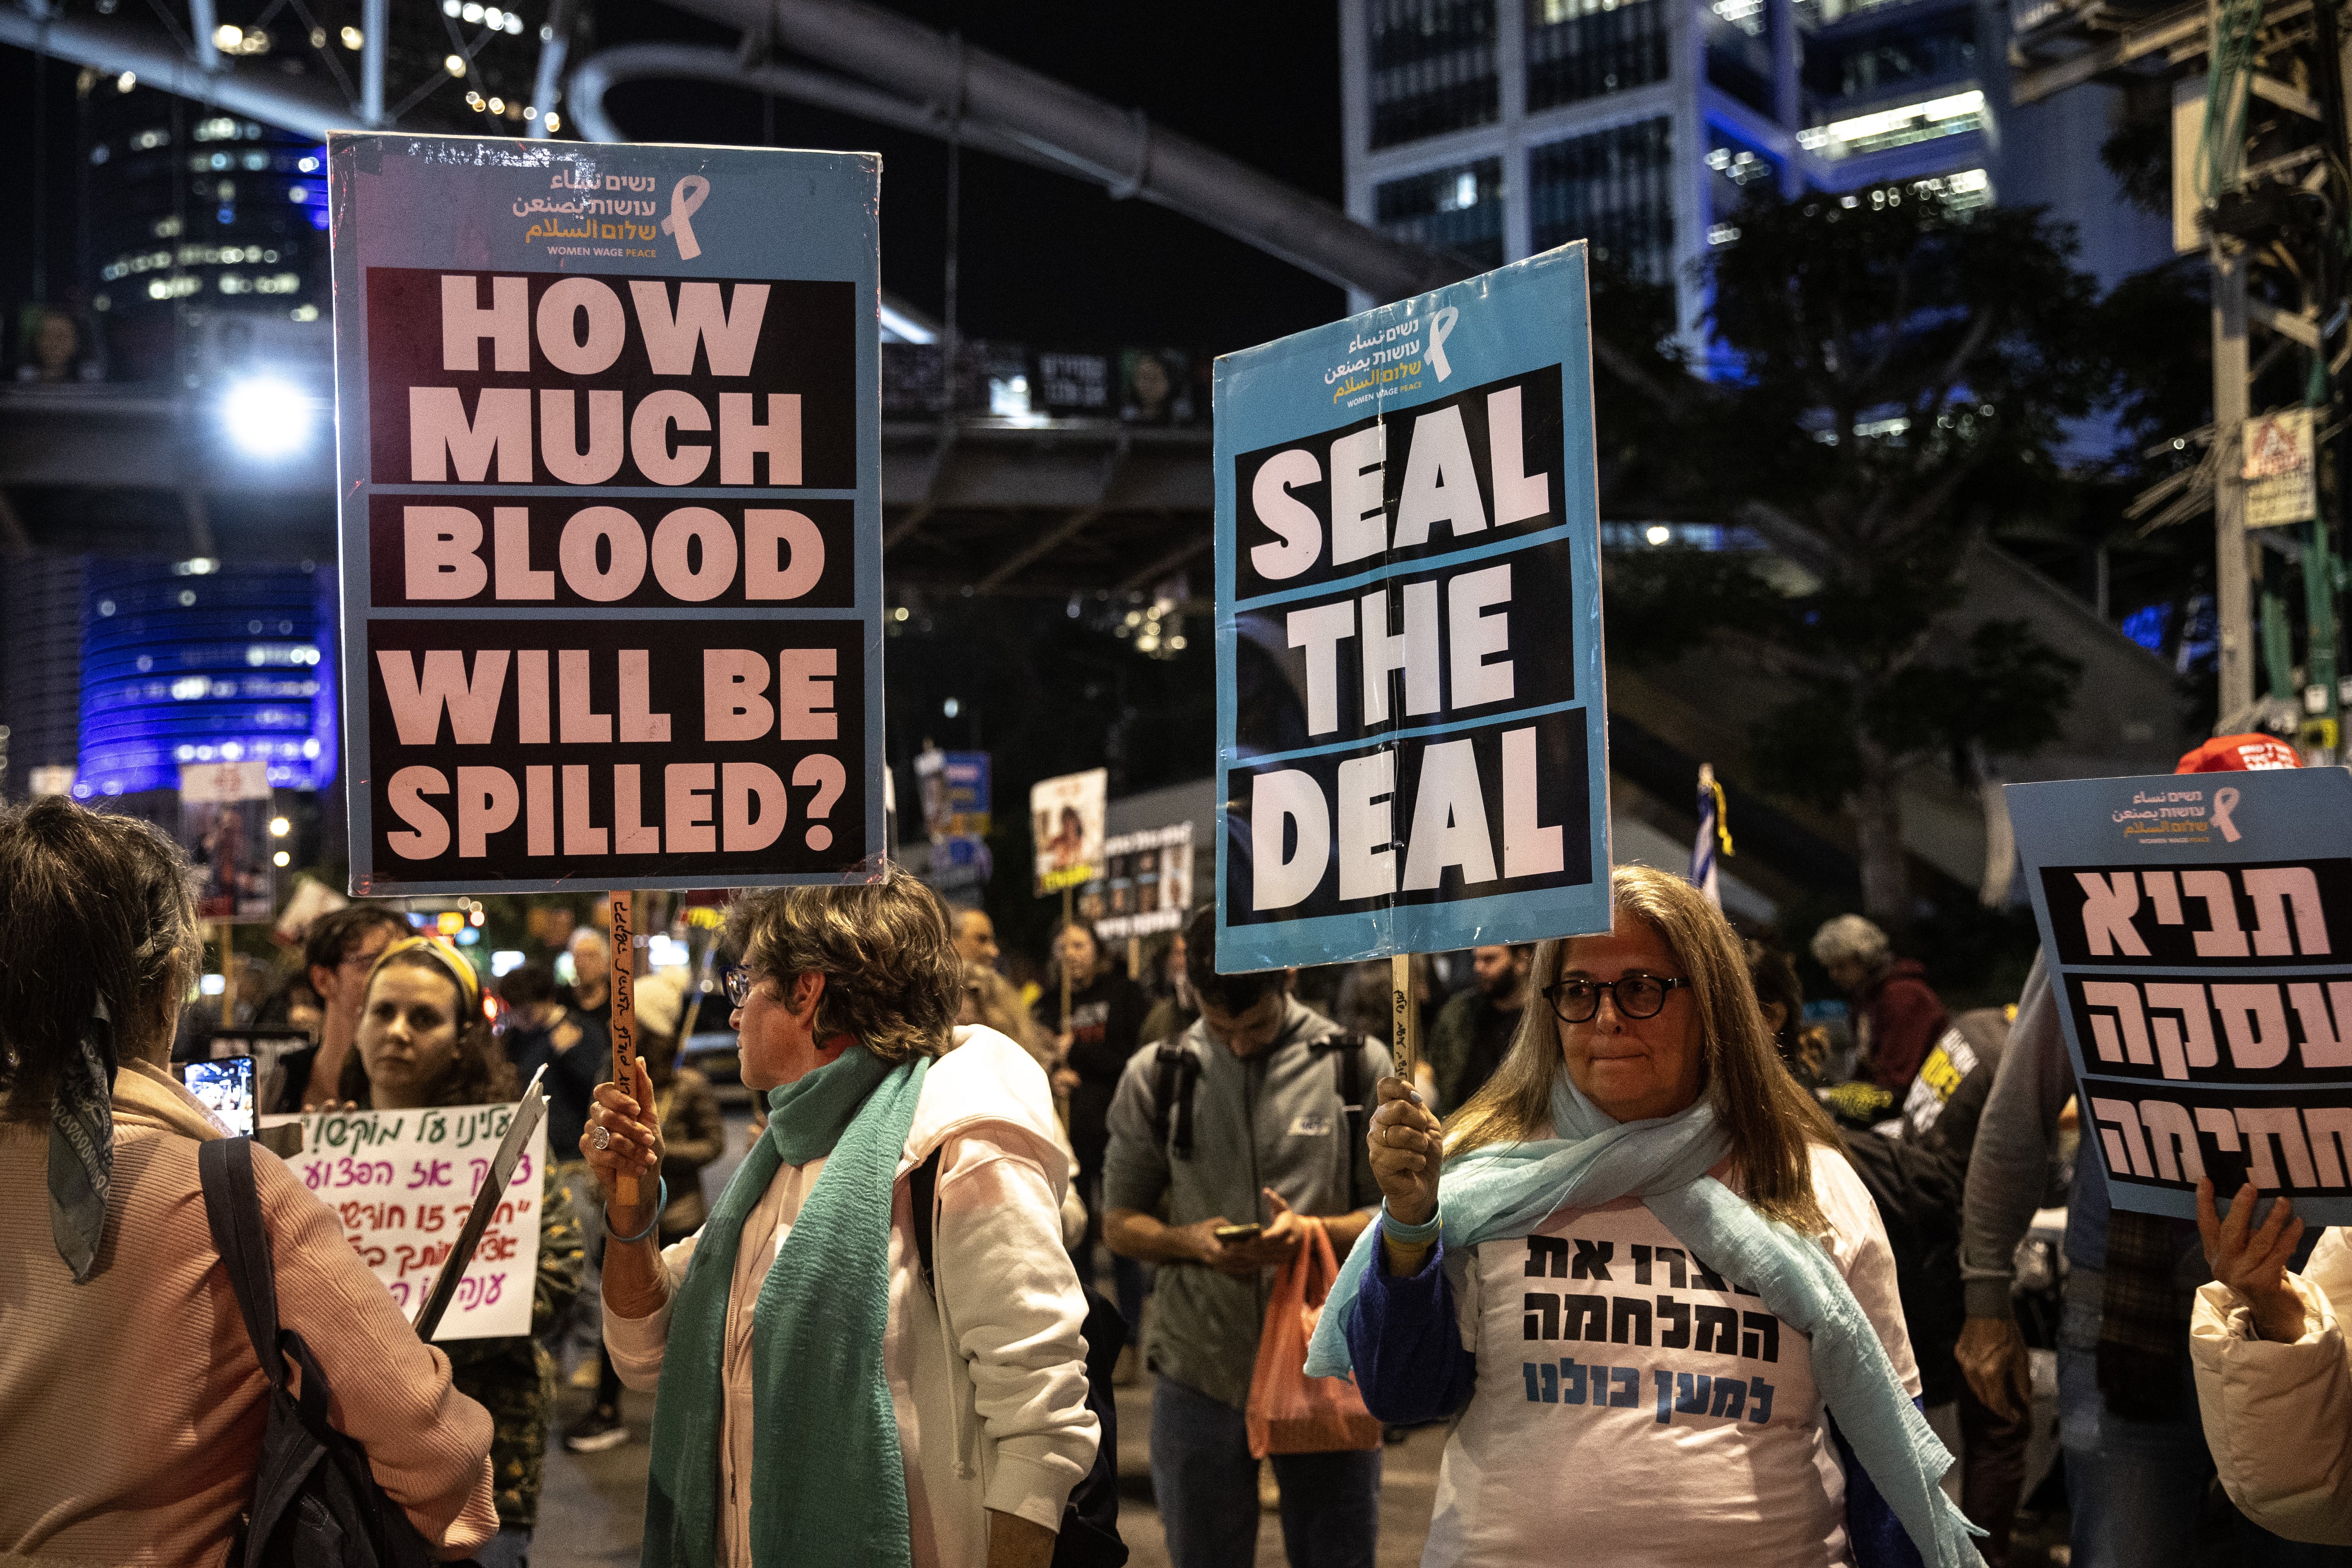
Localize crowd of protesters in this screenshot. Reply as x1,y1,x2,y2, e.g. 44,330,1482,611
12,733,2352,1567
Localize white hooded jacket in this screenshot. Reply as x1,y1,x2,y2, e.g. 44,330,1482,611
606,1027,1100,1568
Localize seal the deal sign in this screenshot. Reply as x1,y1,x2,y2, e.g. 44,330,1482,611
327,132,884,896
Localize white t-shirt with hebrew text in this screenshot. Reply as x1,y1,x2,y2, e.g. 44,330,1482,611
1421,1141,1919,1568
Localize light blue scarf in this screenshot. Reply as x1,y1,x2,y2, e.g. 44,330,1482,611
1304,1070,1983,1568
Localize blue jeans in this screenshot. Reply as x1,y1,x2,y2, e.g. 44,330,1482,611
2059,1281,2352,1568
1149,1376,1380,1568
470,1526,532,1568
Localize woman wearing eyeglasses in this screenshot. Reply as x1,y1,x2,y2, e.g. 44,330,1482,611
1306,866,1979,1568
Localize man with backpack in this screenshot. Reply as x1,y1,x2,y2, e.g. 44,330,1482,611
1102,908,1391,1568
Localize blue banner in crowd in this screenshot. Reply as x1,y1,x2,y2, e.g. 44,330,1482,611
1210,245,1612,971
2009,767,2352,1223
328,132,883,896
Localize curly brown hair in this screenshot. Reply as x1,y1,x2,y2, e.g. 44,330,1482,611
341,950,517,1109
724,865,960,1064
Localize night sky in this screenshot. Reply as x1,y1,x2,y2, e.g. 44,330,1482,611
1,1,1351,359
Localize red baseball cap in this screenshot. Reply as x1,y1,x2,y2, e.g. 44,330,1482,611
2175,733,2304,774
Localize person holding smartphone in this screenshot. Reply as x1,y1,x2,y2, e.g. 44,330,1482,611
0,797,498,1564
1100,907,1391,1568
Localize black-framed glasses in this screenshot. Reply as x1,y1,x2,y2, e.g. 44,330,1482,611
1542,974,1690,1024
721,963,754,1008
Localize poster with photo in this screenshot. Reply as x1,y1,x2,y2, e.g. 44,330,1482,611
181,759,274,922
1031,768,1107,897
1085,822,1196,938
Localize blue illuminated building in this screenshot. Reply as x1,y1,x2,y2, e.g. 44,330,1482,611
75,560,338,800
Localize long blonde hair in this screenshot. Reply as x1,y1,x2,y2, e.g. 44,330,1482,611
1444,864,1845,1232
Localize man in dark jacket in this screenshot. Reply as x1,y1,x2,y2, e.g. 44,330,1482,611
1422,944,1530,1115
1812,913,1947,1094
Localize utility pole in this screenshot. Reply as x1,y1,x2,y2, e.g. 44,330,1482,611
2013,0,2347,752
2213,245,2254,720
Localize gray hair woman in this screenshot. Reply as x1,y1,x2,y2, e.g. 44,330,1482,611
0,797,496,1562
583,868,1100,1568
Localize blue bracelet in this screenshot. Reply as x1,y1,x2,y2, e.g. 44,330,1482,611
606,1177,667,1245
1381,1200,1441,1246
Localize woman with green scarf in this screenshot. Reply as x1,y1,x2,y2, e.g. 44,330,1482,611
1310,866,1982,1568
585,871,1099,1568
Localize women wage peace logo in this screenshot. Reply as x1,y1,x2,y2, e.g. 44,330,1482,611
663,175,711,260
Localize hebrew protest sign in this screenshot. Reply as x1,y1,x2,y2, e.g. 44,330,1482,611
294,1100,548,1339
328,133,883,895
2009,767,2352,1223
1211,245,1610,970
1082,821,1195,938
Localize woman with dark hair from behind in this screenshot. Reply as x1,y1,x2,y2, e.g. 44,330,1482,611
344,936,586,1568
0,797,497,1562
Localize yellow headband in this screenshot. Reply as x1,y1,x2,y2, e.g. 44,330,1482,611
367,934,483,1018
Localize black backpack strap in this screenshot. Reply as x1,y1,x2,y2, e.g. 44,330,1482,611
201,1137,337,1437
909,1145,944,1293
200,1137,289,1392
1150,1036,1201,1160
1313,1031,1372,1201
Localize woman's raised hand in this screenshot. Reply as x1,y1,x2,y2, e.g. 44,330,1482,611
584,1057,664,1240
2198,1175,2309,1342
1368,1075,1440,1227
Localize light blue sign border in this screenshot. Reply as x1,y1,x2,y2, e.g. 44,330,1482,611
2010,767,2352,1223
1211,244,1612,971
328,132,883,896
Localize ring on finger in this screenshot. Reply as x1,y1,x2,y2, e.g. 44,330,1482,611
591,1124,612,1151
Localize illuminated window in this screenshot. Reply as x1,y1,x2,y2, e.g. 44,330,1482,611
1796,88,1985,159
1375,157,1506,268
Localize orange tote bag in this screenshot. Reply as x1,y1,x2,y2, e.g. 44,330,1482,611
1245,1216,1384,1458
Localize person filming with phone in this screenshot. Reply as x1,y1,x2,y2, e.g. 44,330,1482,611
0,796,499,1563
1101,907,1392,1568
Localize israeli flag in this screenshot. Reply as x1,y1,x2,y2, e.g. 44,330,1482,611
1689,763,1725,911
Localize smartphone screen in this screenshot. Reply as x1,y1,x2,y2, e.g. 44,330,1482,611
181,1056,257,1138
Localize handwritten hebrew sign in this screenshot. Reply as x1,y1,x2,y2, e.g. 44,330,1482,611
2009,767,2352,1223
295,1100,547,1340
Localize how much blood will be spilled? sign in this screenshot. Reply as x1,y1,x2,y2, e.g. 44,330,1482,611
328,134,884,895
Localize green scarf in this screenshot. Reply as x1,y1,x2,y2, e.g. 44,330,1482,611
643,1046,930,1568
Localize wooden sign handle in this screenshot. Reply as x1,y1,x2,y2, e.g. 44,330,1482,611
1390,953,1417,1083
610,891,638,1208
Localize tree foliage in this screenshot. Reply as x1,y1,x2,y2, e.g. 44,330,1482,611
1611,182,2103,922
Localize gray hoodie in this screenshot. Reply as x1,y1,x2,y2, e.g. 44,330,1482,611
1103,999,1391,1409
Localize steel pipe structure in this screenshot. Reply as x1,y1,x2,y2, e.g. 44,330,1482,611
0,2,455,139
568,41,1058,177
594,0,1468,303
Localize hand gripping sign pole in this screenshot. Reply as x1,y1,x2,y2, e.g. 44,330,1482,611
1390,954,1418,1083
609,891,639,1209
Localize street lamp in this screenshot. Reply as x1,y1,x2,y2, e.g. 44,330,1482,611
219,376,315,458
